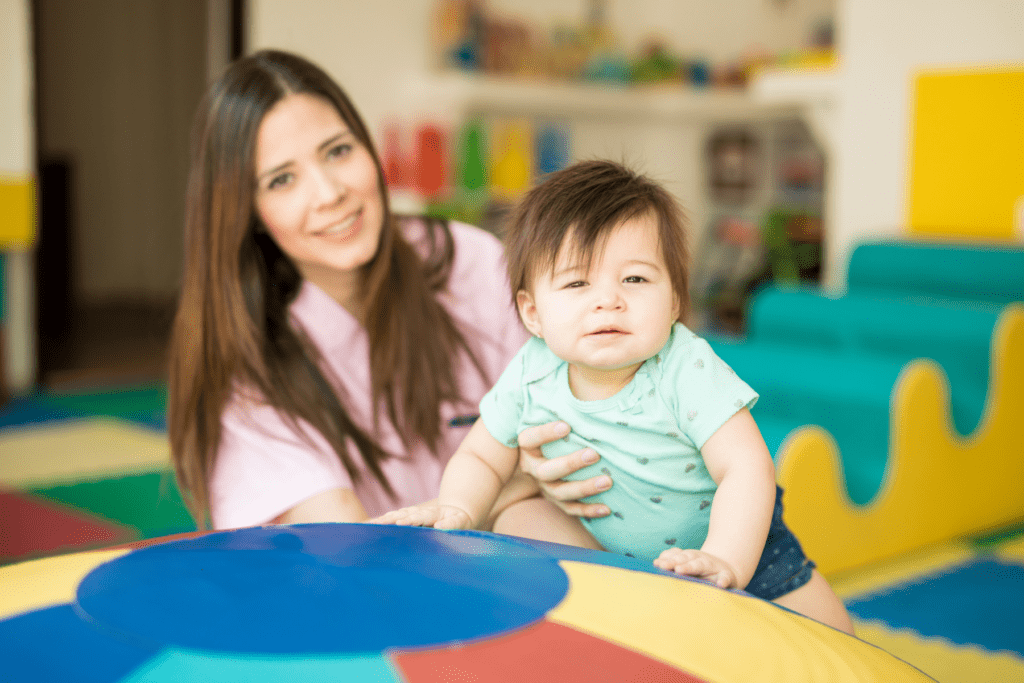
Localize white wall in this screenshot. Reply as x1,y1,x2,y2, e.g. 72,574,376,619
0,0,32,177
826,0,1024,287
0,0,35,391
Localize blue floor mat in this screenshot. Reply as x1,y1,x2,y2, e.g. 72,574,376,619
845,557,1024,654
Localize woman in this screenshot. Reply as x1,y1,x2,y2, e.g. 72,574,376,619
168,49,607,538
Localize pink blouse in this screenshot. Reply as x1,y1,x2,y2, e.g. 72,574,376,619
209,221,529,529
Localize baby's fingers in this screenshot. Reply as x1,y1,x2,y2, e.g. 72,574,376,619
654,548,702,573
371,510,406,525
383,507,436,527
432,516,469,530
654,550,735,587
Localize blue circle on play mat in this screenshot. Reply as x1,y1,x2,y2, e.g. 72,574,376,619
75,524,568,654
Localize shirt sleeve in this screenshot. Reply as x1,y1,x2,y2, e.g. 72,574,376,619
209,396,355,530
663,331,759,449
478,340,531,448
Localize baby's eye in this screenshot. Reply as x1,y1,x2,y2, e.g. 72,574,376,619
267,172,294,190
564,280,587,289
624,275,648,283
327,143,353,159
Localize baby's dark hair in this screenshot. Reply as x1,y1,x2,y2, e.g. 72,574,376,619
504,159,690,321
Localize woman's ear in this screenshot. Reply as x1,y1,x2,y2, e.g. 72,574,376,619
516,290,543,338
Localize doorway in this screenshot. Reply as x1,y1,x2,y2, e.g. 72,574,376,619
32,0,243,389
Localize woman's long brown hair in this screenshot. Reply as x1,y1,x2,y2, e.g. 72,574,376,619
168,50,485,528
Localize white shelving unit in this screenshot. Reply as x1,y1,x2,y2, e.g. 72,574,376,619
422,72,817,268
430,72,801,122
749,67,839,156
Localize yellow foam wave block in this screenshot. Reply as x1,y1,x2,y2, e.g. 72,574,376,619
0,548,128,620
547,561,932,681
778,305,1024,576
0,417,172,488
851,620,1024,683
0,176,35,248
907,68,1024,241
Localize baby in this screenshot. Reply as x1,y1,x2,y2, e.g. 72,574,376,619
380,160,853,633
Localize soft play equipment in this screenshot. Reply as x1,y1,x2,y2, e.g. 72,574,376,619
747,285,1000,434
846,241,1024,304
709,250,1023,572
709,273,1016,506
0,524,932,681
777,304,1024,576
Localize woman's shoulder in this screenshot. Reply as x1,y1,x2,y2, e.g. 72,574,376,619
400,216,501,260
447,220,502,250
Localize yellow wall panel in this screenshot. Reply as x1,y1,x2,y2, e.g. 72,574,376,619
907,68,1024,241
0,176,36,248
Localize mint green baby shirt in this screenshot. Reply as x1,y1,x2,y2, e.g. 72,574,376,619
479,323,758,562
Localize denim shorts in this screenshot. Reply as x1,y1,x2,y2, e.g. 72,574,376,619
744,485,816,601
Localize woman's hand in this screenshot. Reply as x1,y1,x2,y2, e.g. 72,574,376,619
516,421,612,519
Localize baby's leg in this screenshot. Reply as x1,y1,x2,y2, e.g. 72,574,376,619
772,570,855,635
491,495,604,550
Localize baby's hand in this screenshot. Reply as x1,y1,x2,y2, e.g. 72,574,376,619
372,503,473,530
653,548,740,589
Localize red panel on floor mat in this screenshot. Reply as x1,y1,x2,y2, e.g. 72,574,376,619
392,620,706,682
0,490,134,563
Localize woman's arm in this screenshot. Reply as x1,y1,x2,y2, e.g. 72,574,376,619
654,408,775,589
270,487,370,525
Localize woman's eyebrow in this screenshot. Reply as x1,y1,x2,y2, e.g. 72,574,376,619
317,130,350,153
256,159,292,182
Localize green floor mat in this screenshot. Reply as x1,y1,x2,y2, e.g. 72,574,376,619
36,383,168,430
29,470,196,539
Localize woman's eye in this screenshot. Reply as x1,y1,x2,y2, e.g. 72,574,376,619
327,143,352,159
267,173,293,190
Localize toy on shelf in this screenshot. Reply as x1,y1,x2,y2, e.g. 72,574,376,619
383,115,572,232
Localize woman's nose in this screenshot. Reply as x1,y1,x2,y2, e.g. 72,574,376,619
312,166,345,207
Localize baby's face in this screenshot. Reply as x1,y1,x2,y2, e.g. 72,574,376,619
517,214,678,380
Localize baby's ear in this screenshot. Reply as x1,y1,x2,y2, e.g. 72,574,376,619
516,290,543,338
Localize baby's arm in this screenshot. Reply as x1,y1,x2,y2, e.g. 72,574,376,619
653,408,775,589
376,420,521,530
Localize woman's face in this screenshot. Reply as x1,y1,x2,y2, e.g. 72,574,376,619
253,92,385,308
